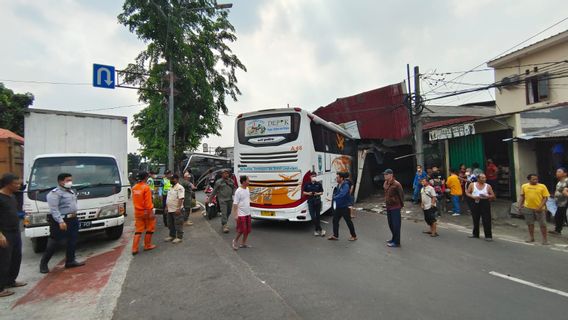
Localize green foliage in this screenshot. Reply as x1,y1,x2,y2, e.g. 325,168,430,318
128,152,142,173
0,83,34,136
118,0,246,166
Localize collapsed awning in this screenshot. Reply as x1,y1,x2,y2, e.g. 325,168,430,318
503,125,568,141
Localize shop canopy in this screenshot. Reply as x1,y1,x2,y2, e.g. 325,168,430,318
504,125,568,141
313,82,410,140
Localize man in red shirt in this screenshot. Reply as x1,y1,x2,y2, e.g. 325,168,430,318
485,159,498,193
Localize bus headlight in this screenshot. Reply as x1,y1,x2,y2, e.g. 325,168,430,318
24,213,48,226
99,205,120,218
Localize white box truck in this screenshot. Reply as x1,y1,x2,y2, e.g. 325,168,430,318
23,109,128,253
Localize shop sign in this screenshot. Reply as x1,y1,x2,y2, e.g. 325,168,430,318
429,123,475,141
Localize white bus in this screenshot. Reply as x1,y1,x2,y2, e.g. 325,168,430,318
234,108,355,221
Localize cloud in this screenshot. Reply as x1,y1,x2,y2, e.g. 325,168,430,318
1,0,567,153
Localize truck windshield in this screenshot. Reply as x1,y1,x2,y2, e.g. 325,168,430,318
29,156,121,191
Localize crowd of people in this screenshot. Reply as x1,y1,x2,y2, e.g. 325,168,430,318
1,160,566,298
411,161,568,245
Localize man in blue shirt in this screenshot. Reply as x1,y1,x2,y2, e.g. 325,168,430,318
328,172,357,241
303,172,325,237
40,173,85,274
412,165,428,204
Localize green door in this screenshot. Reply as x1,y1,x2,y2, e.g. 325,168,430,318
449,135,484,171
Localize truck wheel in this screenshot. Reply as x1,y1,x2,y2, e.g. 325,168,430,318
32,237,48,253
106,224,124,240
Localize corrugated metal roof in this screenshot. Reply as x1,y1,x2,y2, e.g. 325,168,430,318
423,116,479,130
313,83,410,140
0,128,24,143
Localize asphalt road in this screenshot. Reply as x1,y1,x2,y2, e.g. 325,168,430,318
113,191,568,320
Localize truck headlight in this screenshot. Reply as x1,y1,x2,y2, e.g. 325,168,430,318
24,213,48,226
99,205,120,218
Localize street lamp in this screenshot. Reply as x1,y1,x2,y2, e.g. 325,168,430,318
152,1,233,172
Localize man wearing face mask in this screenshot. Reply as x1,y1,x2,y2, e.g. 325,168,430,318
303,172,325,237
40,173,85,274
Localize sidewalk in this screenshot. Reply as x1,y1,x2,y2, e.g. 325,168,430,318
356,192,568,247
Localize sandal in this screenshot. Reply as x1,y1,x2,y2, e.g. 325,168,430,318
239,244,252,248
348,236,358,241
327,236,339,241
422,231,432,234
430,233,439,237
232,239,239,250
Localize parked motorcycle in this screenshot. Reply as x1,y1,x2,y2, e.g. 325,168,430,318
204,178,221,220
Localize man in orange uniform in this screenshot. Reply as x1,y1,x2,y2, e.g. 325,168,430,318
131,172,157,255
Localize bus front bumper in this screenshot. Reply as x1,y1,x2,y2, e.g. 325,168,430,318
250,205,311,222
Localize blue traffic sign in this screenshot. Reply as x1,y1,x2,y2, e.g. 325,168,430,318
93,64,115,89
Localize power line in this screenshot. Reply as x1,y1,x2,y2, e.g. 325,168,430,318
0,79,90,86
426,60,568,76
79,103,147,112
422,16,568,96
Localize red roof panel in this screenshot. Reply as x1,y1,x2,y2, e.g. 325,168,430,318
314,83,410,140
0,128,24,143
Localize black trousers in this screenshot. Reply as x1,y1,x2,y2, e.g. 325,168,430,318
41,216,79,266
471,199,492,238
332,207,356,238
555,206,567,233
0,231,22,291
307,200,322,232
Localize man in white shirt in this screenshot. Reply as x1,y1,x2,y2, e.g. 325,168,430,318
420,178,439,237
232,176,251,250
165,174,185,244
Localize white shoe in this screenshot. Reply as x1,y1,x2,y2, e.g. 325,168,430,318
320,230,327,237
314,231,321,236
164,236,174,242
452,213,461,217
172,238,182,244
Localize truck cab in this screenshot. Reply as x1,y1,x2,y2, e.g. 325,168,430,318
23,154,126,252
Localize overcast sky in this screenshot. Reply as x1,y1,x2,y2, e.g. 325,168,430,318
1,0,567,153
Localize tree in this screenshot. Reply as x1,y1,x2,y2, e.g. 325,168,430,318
0,83,34,136
128,152,142,173
118,0,246,167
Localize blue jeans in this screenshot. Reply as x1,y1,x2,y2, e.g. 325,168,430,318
412,186,421,202
387,208,402,245
451,195,461,214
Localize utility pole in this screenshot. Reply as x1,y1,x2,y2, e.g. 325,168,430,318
168,59,175,172
414,66,424,168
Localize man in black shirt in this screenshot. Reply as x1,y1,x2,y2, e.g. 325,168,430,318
0,173,27,298
303,172,326,237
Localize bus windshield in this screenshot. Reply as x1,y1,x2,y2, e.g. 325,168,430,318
237,113,301,146
29,156,121,191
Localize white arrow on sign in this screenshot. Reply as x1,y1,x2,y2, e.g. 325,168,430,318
96,67,113,86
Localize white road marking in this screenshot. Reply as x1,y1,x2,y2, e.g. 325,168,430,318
489,271,568,298
551,247,568,253
496,237,535,246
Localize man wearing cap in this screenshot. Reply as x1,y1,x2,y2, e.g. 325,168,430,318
383,169,404,248
211,169,236,233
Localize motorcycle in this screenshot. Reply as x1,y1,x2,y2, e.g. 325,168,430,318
204,178,220,220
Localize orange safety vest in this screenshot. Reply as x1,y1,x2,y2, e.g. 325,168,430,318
132,182,154,217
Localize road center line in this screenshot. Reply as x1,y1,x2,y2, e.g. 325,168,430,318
489,271,568,298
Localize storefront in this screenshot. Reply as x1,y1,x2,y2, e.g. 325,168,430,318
507,105,568,195
425,118,515,200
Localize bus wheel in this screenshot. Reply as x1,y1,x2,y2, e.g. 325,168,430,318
32,237,48,253
106,225,124,240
